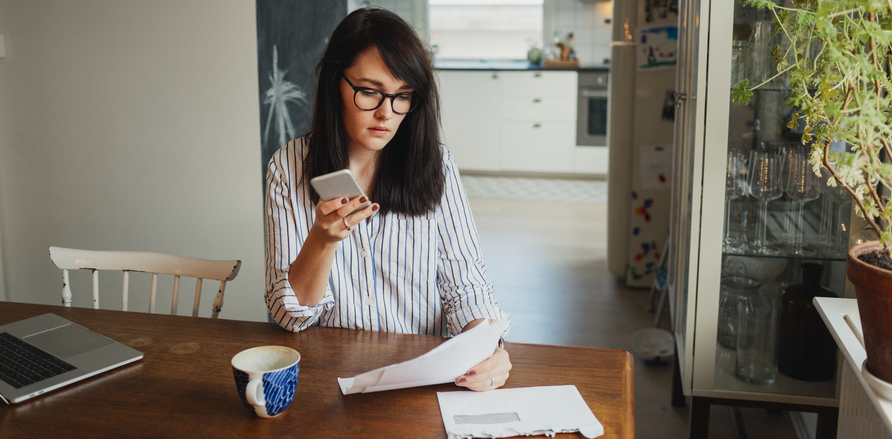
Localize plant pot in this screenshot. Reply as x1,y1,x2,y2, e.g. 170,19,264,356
848,241,892,382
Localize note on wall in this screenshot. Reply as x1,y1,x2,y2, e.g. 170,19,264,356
639,145,671,189
636,26,678,70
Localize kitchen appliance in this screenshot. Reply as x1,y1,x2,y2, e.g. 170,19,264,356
606,0,677,287
576,71,609,147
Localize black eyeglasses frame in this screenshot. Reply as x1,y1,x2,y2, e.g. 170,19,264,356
341,74,418,115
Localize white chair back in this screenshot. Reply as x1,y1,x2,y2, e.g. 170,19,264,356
49,246,241,318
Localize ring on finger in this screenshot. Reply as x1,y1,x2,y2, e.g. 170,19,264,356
491,377,496,387
343,217,352,231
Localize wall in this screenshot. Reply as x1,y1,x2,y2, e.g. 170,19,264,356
546,0,613,66
0,0,268,322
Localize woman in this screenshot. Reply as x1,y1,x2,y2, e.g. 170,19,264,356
264,8,510,391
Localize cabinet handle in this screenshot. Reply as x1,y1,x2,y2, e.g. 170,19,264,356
675,93,687,107
533,73,541,78
491,73,498,80
532,123,541,128
533,98,542,103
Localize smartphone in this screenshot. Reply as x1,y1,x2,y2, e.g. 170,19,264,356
310,169,371,212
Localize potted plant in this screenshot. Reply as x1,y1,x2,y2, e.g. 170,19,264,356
731,0,892,381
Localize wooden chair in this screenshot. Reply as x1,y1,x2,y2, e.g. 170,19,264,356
49,246,241,318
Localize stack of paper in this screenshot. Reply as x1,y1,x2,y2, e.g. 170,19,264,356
338,318,508,395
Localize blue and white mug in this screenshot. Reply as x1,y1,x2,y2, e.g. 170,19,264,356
231,346,300,418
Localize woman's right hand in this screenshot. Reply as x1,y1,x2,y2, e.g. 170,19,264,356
311,196,379,242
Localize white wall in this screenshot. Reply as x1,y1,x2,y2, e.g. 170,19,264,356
546,0,613,65
0,0,268,322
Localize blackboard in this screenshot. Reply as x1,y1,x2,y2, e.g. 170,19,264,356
256,0,346,178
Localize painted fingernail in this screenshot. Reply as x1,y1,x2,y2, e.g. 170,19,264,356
468,370,476,376
457,377,466,384
359,196,368,204
372,204,379,211
341,198,348,205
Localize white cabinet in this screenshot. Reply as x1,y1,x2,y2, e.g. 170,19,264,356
669,0,845,435
437,69,578,173
438,70,501,171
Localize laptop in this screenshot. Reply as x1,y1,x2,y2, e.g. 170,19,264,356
0,313,143,404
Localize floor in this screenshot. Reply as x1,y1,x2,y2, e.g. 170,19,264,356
463,176,802,439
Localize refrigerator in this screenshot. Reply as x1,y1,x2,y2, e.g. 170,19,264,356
607,0,679,288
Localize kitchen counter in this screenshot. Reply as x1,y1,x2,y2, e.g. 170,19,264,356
434,60,609,72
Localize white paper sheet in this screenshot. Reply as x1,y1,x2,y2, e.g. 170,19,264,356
437,385,604,439
338,318,508,395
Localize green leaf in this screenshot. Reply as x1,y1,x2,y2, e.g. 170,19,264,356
881,231,892,246
825,101,842,120
731,80,753,105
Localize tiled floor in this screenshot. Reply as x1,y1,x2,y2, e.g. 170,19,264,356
462,175,607,204
465,176,801,439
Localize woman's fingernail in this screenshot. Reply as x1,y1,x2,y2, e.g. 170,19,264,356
457,377,466,384
359,196,368,204
468,370,476,376
341,198,348,205
372,204,379,211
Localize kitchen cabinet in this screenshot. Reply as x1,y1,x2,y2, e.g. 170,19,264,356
438,70,501,171
437,69,577,173
669,0,845,437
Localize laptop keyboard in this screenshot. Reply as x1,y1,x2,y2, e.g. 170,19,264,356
0,332,76,389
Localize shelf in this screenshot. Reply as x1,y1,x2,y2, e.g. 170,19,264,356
724,202,849,262
713,343,838,401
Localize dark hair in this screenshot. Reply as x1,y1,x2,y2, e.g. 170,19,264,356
304,8,444,216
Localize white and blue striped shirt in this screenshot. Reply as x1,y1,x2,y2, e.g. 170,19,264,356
264,137,508,336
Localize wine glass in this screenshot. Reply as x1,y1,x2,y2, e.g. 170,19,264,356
724,152,746,252
748,149,784,255
824,176,852,255
784,149,820,256
776,142,801,246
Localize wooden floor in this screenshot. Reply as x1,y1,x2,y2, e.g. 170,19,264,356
469,196,802,439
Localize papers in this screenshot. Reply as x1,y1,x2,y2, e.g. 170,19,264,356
437,385,604,439
338,318,508,395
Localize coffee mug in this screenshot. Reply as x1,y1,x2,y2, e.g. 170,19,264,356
231,346,300,418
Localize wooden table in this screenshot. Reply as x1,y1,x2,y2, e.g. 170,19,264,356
0,302,634,438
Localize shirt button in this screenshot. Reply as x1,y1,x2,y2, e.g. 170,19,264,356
364,297,373,306
361,250,369,258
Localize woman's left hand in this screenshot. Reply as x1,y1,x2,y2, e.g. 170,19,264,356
455,346,511,391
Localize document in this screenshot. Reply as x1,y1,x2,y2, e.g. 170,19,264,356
437,385,604,439
338,318,508,395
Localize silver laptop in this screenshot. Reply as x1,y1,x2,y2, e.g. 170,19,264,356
0,313,143,404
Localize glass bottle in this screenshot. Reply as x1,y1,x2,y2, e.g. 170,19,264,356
777,263,838,381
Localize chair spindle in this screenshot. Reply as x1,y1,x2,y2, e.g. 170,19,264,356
171,275,180,315
61,269,72,307
122,271,130,312
92,269,99,309
192,278,203,317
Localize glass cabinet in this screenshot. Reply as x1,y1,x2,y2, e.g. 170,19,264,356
669,0,848,429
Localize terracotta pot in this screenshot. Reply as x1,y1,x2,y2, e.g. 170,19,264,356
848,241,892,382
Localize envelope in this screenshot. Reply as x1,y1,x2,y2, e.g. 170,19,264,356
437,385,604,439
338,318,508,395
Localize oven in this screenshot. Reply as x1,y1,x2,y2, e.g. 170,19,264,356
576,70,609,147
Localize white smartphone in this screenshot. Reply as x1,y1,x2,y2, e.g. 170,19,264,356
310,169,371,212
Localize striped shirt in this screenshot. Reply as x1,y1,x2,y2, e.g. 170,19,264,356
264,136,508,336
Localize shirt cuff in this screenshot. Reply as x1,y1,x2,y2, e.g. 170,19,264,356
267,272,335,332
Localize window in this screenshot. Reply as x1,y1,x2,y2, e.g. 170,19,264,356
429,0,543,61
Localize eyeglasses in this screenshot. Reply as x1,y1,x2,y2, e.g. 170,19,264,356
342,74,417,114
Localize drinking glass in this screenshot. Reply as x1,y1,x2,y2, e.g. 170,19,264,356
736,282,779,385
724,152,746,252
777,143,800,247
824,176,852,255
718,276,761,350
748,150,783,255
784,149,820,256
